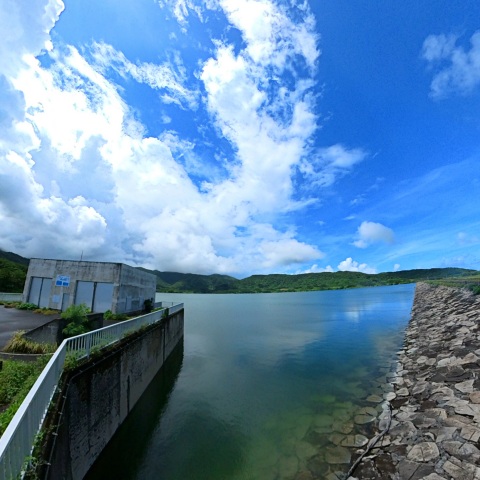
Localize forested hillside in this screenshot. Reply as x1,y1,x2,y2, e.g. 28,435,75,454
154,267,479,293
0,255,28,292
1,249,477,295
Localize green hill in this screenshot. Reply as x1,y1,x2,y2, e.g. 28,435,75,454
1,249,477,295
154,267,479,294
147,270,238,293
0,250,29,293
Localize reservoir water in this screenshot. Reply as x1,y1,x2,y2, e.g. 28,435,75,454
86,284,415,480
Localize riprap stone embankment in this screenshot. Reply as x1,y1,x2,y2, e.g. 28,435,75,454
351,282,480,480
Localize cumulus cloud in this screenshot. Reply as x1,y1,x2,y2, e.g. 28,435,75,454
0,0,338,275
353,221,395,248
301,264,334,274
422,31,480,98
0,0,369,276
337,257,376,274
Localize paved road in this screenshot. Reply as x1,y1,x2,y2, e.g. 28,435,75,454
0,306,59,350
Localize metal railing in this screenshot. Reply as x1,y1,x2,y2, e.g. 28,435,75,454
0,302,183,480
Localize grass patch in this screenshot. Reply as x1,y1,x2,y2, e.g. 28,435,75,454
103,309,129,321
17,303,38,311
427,275,480,294
33,307,59,316
0,301,21,308
4,331,57,355
0,357,50,435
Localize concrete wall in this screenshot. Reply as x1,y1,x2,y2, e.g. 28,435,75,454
23,313,105,345
115,265,156,314
0,293,23,302
44,308,184,480
22,259,156,313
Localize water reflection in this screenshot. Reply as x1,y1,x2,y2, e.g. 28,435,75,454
87,285,415,480
85,339,185,480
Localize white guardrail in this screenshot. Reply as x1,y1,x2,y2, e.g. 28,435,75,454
0,302,183,480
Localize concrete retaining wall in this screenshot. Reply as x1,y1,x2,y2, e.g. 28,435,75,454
43,308,184,480
0,293,22,302
24,313,107,345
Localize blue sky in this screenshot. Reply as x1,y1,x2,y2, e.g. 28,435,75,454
1,0,479,277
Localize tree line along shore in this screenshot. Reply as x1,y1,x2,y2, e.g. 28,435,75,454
1,249,479,295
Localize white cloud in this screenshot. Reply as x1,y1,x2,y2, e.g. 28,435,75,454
422,31,480,98
0,0,367,276
353,221,395,248
0,0,64,77
156,0,205,29
393,263,401,272
299,144,368,188
218,0,319,69
337,257,376,274
259,239,323,268
89,42,198,109
301,264,334,274
0,0,331,275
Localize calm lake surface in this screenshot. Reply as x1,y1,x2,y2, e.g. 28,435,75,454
86,284,415,480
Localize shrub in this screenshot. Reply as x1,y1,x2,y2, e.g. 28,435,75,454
17,303,38,310
3,331,56,354
104,309,128,321
471,285,480,295
62,304,90,337
0,357,50,435
144,298,153,313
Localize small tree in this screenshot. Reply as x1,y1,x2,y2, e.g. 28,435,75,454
62,304,90,337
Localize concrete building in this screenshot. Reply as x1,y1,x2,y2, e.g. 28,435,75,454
22,259,157,314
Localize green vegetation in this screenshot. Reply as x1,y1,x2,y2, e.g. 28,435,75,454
61,304,90,337
1,248,478,295
4,331,56,354
33,307,59,315
0,301,21,308
0,357,50,435
0,257,27,293
426,273,480,294
17,302,38,310
153,267,479,294
103,309,128,321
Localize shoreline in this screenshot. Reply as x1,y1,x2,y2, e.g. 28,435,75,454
349,282,480,479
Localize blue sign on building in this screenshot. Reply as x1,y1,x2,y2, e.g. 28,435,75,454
55,275,70,287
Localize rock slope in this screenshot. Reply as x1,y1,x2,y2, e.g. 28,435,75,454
351,282,480,480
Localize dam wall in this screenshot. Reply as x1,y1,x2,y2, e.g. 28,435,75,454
350,282,480,478
43,308,184,480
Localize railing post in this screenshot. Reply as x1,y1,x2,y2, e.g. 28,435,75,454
85,333,92,358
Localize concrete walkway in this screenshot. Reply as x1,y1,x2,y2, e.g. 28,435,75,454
0,306,59,350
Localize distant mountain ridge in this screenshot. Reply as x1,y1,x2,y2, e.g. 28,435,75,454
152,267,478,293
1,250,478,294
